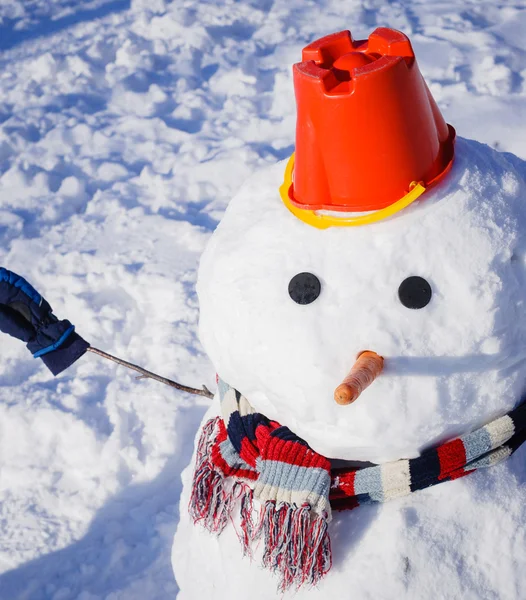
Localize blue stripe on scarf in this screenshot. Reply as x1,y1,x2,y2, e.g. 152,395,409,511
258,460,330,495
354,466,383,500
227,412,269,451
219,438,254,471
269,426,309,445
409,449,441,492
509,428,526,453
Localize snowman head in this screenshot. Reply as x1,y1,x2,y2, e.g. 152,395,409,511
196,29,526,463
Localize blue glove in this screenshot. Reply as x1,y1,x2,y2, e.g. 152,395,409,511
0,268,89,375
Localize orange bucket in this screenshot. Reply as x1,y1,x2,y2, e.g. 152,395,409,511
291,28,455,213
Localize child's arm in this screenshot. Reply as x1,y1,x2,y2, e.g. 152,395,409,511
0,268,89,375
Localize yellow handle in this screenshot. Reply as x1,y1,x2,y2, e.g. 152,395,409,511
279,154,426,229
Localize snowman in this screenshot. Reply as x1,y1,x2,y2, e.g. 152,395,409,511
2,26,526,600
171,28,526,600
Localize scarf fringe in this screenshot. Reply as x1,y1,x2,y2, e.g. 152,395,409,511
188,417,230,534
260,501,332,591
189,418,332,591
239,483,258,556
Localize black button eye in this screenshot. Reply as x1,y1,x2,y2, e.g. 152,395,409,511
398,276,432,309
288,272,321,305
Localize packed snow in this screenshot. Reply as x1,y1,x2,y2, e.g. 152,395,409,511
0,1,526,599
172,134,526,598
196,138,526,463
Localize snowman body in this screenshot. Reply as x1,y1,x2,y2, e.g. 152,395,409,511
172,137,526,599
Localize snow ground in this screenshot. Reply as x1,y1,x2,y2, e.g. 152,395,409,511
0,0,525,598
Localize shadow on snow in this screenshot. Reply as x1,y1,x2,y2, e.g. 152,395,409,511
0,0,131,52
0,402,207,600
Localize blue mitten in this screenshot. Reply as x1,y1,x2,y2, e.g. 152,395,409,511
0,268,89,375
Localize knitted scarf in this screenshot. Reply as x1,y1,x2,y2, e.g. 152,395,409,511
189,379,526,591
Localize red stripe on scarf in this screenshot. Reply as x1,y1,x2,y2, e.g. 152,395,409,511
240,437,258,468
213,447,259,481
211,421,258,481
330,470,356,499
437,439,466,480
448,468,474,481
255,425,331,470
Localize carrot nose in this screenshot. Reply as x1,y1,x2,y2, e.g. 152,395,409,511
334,351,384,405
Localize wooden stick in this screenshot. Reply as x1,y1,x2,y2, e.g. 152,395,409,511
87,347,214,398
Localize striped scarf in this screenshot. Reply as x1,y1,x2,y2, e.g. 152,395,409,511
189,379,526,591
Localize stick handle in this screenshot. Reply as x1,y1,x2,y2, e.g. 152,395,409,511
87,347,214,398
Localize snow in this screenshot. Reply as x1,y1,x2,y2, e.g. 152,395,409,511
0,0,525,599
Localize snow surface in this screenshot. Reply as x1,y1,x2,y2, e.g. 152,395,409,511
0,0,526,598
